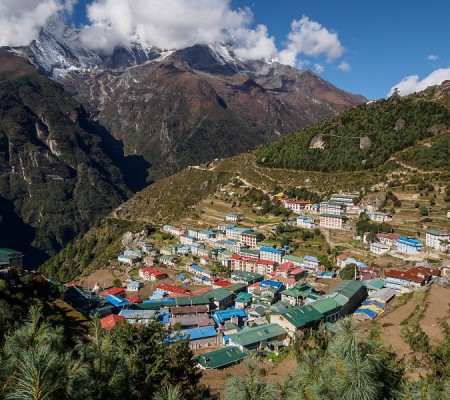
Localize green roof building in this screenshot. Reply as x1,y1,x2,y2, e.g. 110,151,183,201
282,255,304,265
195,346,246,369
208,288,233,310
270,305,323,337
0,248,23,269
227,323,286,352
227,283,247,294
231,271,264,285
309,298,342,322
235,292,253,308
239,248,260,257
329,280,366,317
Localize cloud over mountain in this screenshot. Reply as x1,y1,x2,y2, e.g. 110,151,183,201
0,0,345,67
389,67,450,96
0,0,73,46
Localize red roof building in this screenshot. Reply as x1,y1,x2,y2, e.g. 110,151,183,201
156,283,191,295
101,287,125,298
100,314,125,330
139,267,168,281
212,280,232,288
128,295,142,304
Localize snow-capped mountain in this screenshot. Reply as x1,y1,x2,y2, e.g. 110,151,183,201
9,18,366,181
13,16,161,77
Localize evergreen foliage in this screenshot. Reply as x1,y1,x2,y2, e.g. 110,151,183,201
256,97,449,172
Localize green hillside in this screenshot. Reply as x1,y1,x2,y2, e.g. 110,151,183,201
256,92,449,172
41,82,450,280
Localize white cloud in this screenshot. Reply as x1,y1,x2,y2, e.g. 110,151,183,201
0,0,74,46
388,67,450,96
427,54,438,61
314,63,324,73
233,24,277,60
278,15,344,66
79,0,276,59
338,61,351,72
0,0,345,67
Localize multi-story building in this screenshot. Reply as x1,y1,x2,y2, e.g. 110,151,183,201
231,254,259,273
283,199,310,214
225,226,251,241
425,229,450,251
320,213,348,229
241,231,264,248
0,248,23,269
319,201,347,215
396,237,424,254
256,259,278,275
162,225,185,236
367,212,391,223
296,215,316,229
303,256,321,270
329,193,359,206
384,268,433,291
259,247,285,263
376,233,400,247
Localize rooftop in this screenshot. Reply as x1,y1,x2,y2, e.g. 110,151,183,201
227,324,285,346
260,247,284,254
276,305,323,328
196,346,246,369
426,229,447,236
330,280,364,300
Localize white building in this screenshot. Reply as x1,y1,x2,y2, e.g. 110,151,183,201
320,201,347,215
329,193,359,206
225,226,251,241
162,225,185,236
368,212,391,223
225,214,242,222
188,228,201,239
284,200,310,214
259,247,285,264
370,242,390,255
320,214,348,229
296,215,316,229
425,229,449,252
396,237,424,255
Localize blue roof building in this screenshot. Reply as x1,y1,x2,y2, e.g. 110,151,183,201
105,295,131,307
212,309,248,325
260,280,283,291
396,237,424,254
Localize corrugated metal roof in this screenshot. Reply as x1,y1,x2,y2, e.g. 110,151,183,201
227,324,285,346
196,346,246,369
276,305,323,328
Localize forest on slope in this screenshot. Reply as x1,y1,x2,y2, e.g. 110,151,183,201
0,50,146,267
256,88,450,172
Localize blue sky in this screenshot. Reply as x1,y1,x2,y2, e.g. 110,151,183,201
2,0,449,99
235,0,450,99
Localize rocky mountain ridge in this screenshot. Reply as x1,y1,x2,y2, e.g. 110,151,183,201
12,17,366,180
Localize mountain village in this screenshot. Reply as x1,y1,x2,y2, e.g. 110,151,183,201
2,186,449,372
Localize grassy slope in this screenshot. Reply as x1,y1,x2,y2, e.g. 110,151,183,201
42,82,450,280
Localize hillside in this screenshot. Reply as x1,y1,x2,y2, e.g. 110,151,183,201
41,81,450,280
13,18,365,181
0,50,141,267
256,83,450,172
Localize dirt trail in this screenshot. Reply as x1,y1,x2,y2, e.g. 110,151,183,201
378,299,417,360
419,285,450,341
200,352,297,399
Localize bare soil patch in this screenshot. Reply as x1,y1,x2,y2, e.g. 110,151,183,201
419,285,450,341
199,352,297,399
